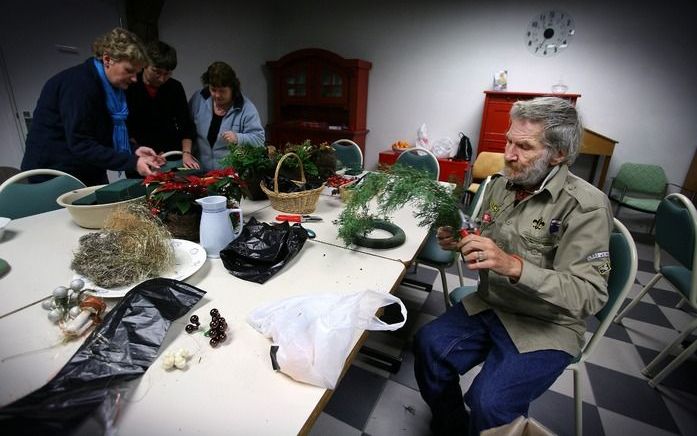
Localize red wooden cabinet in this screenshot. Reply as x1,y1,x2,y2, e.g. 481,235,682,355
477,91,580,155
378,150,469,184
266,49,371,153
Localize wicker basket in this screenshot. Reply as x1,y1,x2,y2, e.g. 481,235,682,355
338,179,357,203
261,152,324,214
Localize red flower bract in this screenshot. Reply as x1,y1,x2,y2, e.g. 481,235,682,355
145,168,243,217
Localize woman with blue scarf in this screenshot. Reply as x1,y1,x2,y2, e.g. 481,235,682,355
21,28,165,186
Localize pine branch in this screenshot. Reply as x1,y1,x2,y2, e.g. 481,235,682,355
337,165,463,246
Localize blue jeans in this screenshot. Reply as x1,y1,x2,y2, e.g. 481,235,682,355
413,305,572,435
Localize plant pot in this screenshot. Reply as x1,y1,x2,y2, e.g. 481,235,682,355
242,174,268,201
163,209,201,242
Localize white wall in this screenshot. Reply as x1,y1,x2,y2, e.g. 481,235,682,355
270,0,697,185
1,0,695,187
157,0,275,121
0,0,123,168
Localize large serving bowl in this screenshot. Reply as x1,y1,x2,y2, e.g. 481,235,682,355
56,185,145,229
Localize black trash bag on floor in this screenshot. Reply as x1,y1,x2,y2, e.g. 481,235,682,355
0,278,205,436
220,217,309,284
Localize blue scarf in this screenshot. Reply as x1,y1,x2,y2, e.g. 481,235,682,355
93,58,131,155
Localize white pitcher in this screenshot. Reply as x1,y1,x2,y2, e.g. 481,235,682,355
195,196,243,259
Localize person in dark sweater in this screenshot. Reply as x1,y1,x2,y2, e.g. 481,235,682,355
21,28,164,186
126,41,196,170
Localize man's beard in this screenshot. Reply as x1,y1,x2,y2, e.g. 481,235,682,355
503,149,553,187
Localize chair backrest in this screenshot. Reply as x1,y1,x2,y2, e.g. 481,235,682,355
159,151,184,172
331,139,363,169
395,147,440,180
612,163,667,196
579,218,638,360
0,169,85,219
654,193,697,305
471,152,505,180
0,166,21,186
465,175,492,218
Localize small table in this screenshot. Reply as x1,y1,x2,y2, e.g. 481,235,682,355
580,128,617,191
378,150,469,184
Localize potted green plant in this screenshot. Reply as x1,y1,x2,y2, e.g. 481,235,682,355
144,168,243,240
220,144,276,200
282,140,337,182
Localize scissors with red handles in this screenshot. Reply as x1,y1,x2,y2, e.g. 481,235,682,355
275,214,323,223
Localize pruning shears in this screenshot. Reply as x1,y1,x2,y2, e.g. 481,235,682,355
275,214,323,223
457,209,481,238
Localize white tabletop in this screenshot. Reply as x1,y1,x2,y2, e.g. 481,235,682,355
250,194,431,264
0,197,272,318
0,207,413,435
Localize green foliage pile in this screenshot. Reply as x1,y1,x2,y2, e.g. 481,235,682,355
337,165,463,246
220,144,275,180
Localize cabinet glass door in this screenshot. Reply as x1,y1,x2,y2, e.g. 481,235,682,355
285,71,306,97
317,66,347,104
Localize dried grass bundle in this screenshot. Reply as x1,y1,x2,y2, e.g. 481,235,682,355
71,203,175,288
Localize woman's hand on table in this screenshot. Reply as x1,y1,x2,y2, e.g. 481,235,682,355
183,153,201,169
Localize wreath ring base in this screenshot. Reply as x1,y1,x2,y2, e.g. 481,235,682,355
352,220,406,249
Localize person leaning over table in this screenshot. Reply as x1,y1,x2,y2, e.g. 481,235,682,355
189,61,265,172
125,40,195,172
413,97,613,435
21,27,164,186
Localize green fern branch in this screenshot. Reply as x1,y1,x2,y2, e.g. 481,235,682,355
337,165,463,246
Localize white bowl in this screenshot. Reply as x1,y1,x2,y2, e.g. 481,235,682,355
56,185,145,229
0,217,10,240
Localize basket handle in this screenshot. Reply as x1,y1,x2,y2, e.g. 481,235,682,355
273,152,306,194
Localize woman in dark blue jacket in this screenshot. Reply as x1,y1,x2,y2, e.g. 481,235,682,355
21,28,164,186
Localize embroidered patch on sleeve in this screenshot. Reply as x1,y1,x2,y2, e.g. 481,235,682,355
587,251,610,262
594,260,612,276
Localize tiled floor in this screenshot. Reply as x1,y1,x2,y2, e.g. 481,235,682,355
309,214,697,436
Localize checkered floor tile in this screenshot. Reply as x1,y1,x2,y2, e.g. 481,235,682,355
309,217,697,436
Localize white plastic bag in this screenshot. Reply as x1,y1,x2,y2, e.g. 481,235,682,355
247,290,407,389
431,137,455,158
416,123,430,150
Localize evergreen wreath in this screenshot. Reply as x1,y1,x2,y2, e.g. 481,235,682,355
337,165,464,247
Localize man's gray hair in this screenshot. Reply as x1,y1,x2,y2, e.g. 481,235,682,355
510,97,582,165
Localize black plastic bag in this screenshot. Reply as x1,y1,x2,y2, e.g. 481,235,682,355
0,278,205,435
454,132,473,161
220,217,308,284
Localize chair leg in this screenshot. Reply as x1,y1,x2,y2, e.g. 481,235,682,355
614,273,662,323
438,266,450,310
649,216,656,234
644,317,697,385
573,366,582,436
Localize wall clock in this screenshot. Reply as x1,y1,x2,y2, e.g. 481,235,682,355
526,10,575,57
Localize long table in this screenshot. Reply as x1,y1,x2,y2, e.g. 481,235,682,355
0,194,429,435
250,193,431,264
0,197,273,318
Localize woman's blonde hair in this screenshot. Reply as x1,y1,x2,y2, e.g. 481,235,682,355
92,27,149,66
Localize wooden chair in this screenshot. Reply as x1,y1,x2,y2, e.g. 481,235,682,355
463,152,504,205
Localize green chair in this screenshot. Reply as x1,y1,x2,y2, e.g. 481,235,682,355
567,218,637,436
0,169,85,219
331,139,363,172
447,176,492,306
396,147,462,308
395,147,440,180
608,163,667,232
160,150,184,172
614,193,697,388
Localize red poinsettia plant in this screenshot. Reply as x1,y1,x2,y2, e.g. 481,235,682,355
144,168,244,216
